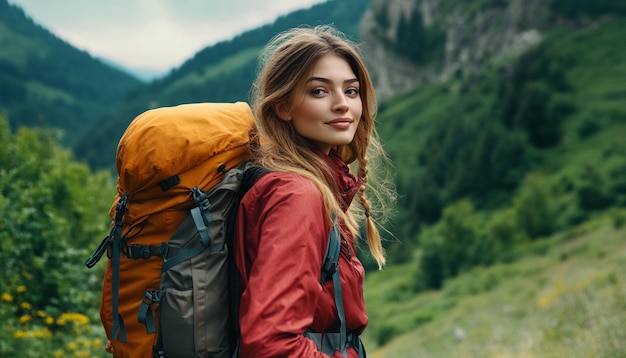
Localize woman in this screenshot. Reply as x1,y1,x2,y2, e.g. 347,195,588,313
234,25,395,357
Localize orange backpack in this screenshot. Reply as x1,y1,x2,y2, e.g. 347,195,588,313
85,102,259,357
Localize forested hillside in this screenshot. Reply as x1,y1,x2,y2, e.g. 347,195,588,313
362,3,626,355
376,8,626,272
0,0,141,146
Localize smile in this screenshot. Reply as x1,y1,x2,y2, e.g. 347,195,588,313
326,119,353,129
327,117,353,124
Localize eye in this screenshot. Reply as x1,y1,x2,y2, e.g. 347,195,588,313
311,88,327,96
346,87,359,96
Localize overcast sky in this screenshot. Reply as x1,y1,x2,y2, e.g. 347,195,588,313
9,0,327,74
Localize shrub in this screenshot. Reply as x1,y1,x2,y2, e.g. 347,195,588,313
0,116,114,357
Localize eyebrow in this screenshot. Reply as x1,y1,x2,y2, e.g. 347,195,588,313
307,77,359,85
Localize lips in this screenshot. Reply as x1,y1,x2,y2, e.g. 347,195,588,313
326,119,353,129
326,118,352,125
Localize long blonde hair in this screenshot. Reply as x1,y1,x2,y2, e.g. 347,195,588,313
250,25,395,269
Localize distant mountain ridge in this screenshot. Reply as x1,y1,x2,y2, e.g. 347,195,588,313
0,0,142,145
0,0,370,158
72,0,373,170
97,57,167,82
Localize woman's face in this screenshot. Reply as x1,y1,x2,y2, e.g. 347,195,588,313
279,54,362,154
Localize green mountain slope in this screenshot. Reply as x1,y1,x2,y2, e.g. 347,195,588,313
0,0,142,146
73,0,372,171
364,15,626,356
377,14,626,253
366,216,626,357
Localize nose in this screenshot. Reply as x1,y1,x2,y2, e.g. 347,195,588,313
332,93,349,113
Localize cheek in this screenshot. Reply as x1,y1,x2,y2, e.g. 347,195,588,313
354,98,363,117
297,101,325,121
354,104,364,132
355,104,363,123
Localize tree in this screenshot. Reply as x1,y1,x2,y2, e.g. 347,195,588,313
498,42,574,148
395,7,445,65
438,200,481,277
411,112,528,225
513,174,555,239
415,199,486,290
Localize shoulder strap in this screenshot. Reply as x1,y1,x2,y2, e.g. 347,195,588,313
109,194,129,342
240,162,270,194
320,216,341,285
303,216,350,356
324,216,347,356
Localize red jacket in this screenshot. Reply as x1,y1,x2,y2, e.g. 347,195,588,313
234,153,367,358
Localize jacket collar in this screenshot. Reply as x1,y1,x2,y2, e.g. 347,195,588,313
319,150,362,212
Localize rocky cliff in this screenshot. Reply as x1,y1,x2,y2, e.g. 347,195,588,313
360,0,551,99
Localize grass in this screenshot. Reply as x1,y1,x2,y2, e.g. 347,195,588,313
363,212,626,357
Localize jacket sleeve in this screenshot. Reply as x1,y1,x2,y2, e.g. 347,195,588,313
236,174,341,358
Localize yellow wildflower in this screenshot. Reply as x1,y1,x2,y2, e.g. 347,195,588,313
75,350,89,358
17,285,26,293
21,302,32,310
54,350,64,358
58,312,89,326
66,341,77,351
45,316,55,325
1,292,13,302
36,310,45,317
19,314,32,323
92,338,103,349
13,330,28,339
33,329,46,338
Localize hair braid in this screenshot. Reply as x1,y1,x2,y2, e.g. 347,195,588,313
356,158,386,269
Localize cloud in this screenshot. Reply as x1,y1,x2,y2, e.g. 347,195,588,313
9,0,326,71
